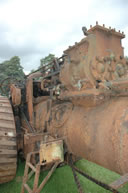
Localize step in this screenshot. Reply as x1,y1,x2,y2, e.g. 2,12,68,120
110,173,128,189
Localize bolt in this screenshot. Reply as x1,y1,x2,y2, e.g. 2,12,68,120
90,25,92,28
96,21,98,25
103,24,105,27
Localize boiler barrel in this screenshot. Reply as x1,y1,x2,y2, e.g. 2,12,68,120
59,97,128,175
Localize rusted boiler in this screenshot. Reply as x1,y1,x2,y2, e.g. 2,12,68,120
50,23,128,175
33,23,128,175
1,22,128,184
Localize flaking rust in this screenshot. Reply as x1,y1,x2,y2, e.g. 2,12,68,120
1,22,128,184
40,139,64,164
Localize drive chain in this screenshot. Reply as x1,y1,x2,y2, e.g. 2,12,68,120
68,154,121,193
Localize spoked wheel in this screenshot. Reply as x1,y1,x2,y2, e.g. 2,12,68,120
0,96,17,184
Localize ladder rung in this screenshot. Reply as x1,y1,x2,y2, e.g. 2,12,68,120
24,183,32,193
36,161,59,193
28,170,35,180
27,162,36,172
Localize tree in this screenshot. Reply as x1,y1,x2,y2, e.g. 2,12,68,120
40,54,55,68
0,56,25,95
28,54,56,80
30,69,36,73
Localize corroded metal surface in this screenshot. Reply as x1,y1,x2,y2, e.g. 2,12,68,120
10,84,21,106
40,139,64,164
49,98,128,175
47,23,128,175
0,96,17,183
28,23,128,175
60,23,126,90
8,23,128,183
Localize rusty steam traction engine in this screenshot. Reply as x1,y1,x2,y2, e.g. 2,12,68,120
1,22,128,191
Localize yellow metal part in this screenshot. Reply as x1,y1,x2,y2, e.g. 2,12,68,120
40,139,64,164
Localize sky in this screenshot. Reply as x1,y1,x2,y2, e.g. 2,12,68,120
0,0,127,74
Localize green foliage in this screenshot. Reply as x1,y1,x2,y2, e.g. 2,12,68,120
30,69,36,73
0,56,25,95
40,54,55,68
0,159,128,193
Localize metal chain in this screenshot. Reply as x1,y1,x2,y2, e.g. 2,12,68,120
73,166,120,193
68,154,121,193
68,154,85,193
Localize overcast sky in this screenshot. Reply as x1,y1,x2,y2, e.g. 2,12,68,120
0,0,127,74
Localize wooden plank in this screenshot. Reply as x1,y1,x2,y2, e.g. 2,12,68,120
0,96,17,184
0,101,10,104
0,145,16,150
0,96,8,99
0,98,8,102
27,162,36,172
110,173,128,189
24,184,32,193
0,113,14,121
0,120,15,129
0,130,16,137
0,149,17,155
37,162,59,193
0,136,16,142
0,103,11,107
0,164,16,171
33,164,40,192
28,170,34,180
0,175,15,184
0,127,16,133
0,157,17,163
0,139,16,146
0,169,16,177
0,107,12,113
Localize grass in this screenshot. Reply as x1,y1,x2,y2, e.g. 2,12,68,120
0,159,128,193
